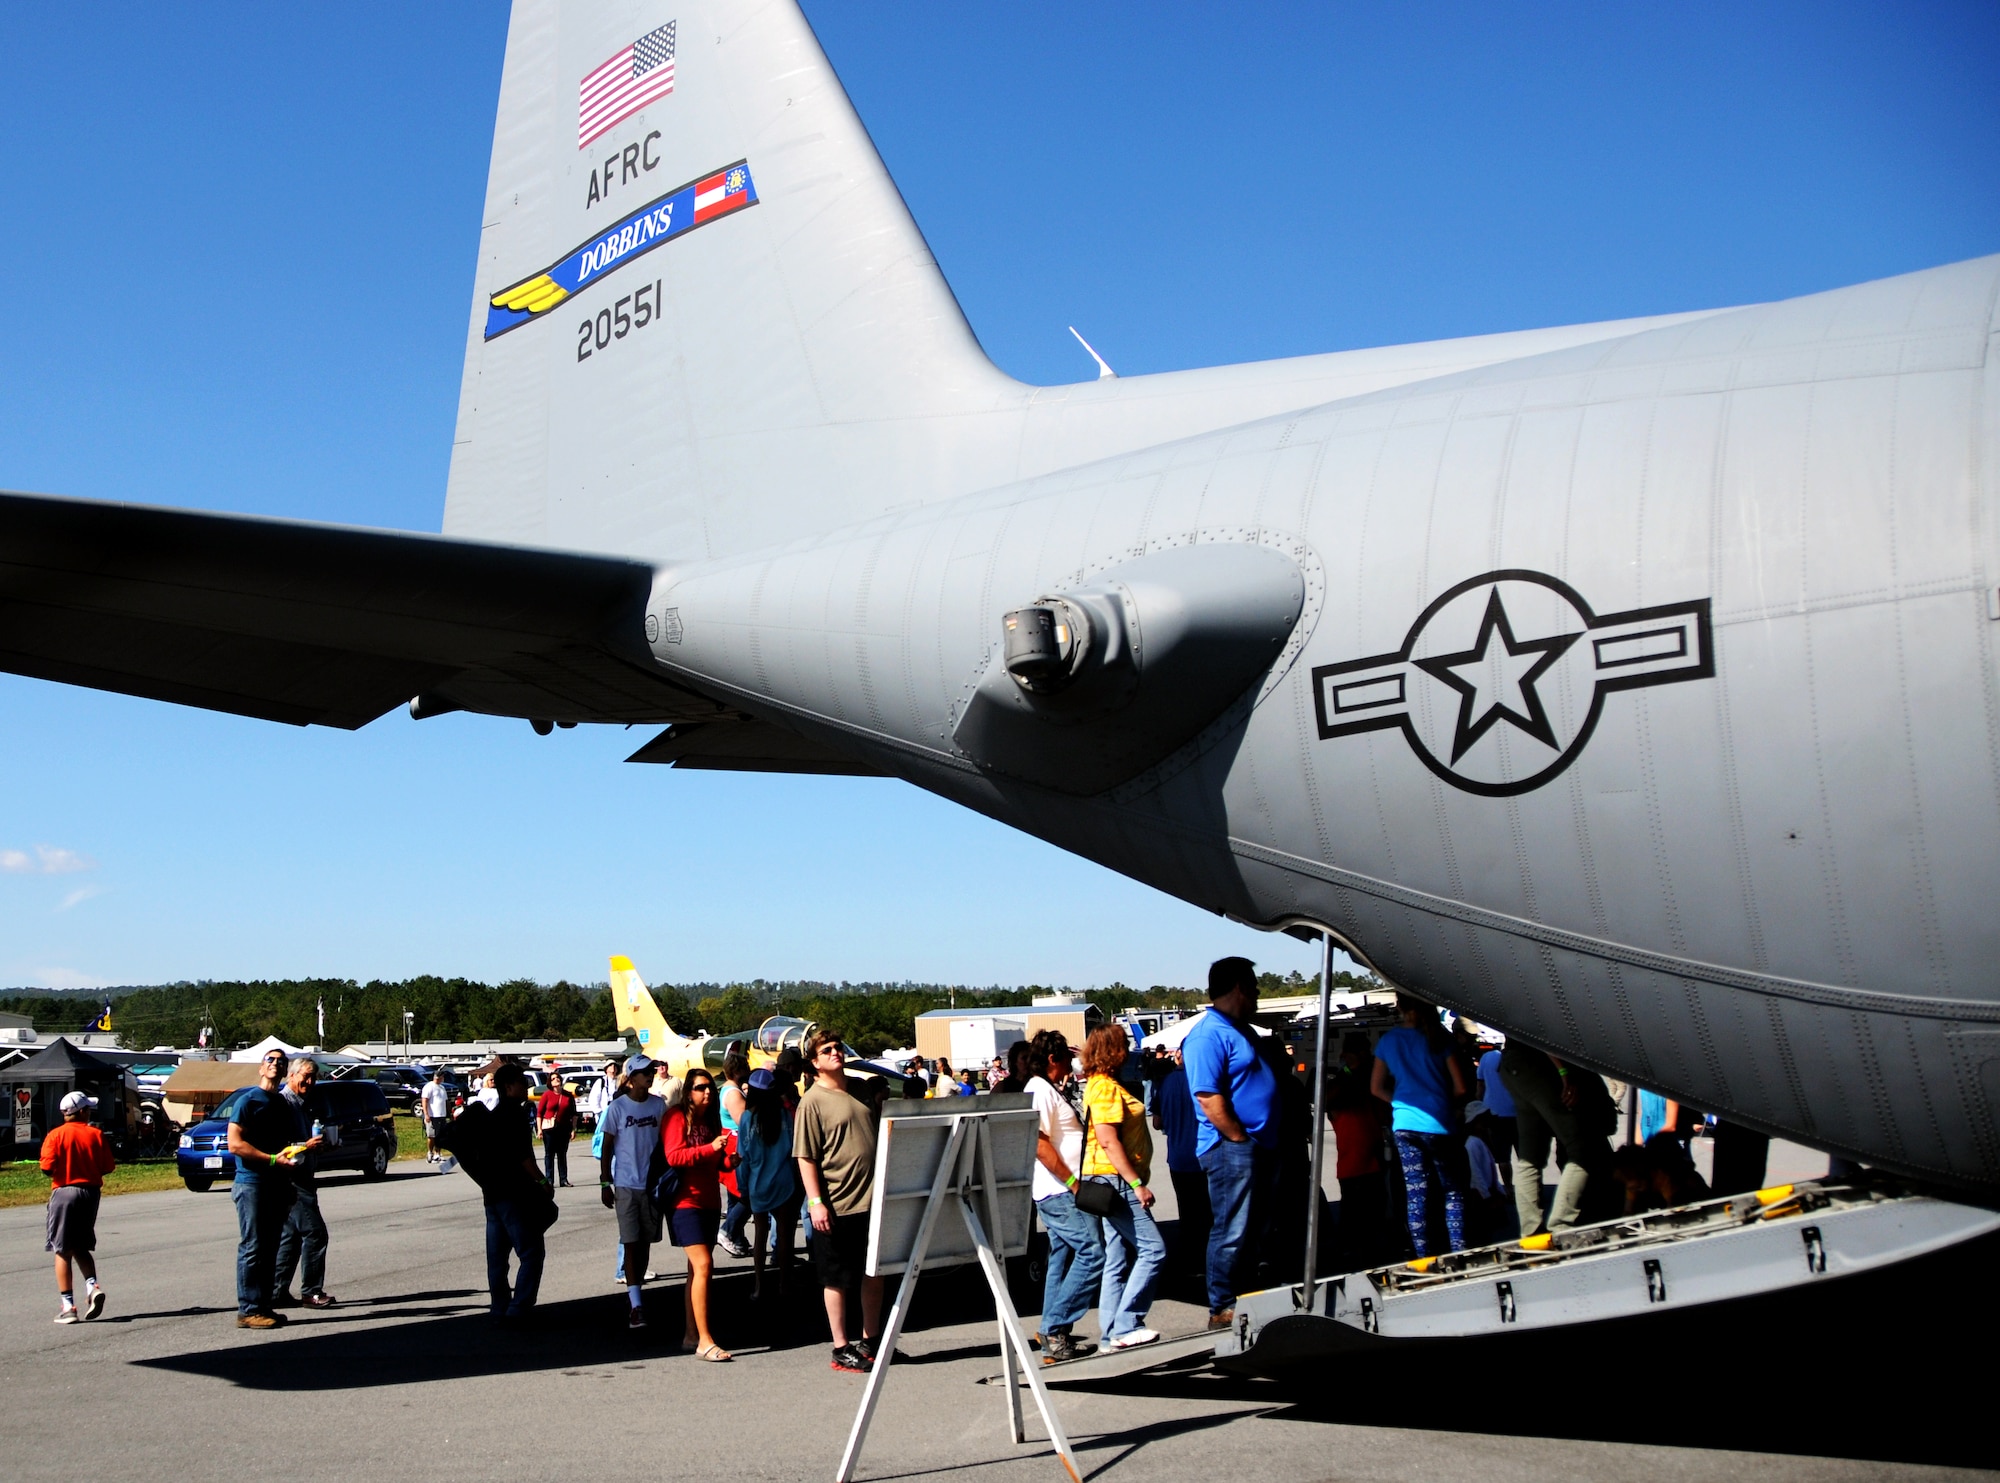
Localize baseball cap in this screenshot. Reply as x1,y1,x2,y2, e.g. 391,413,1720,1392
1461,1100,1490,1122
625,1054,655,1076
59,1091,96,1115
748,1068,775,1091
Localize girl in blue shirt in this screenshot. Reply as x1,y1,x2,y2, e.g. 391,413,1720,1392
1371,997,1472,1255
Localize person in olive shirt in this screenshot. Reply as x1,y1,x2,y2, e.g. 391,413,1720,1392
794,1029,881,1374
227,1049,319,1329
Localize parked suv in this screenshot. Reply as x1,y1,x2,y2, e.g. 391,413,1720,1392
334,1063,431,1112
176,1080,397,1191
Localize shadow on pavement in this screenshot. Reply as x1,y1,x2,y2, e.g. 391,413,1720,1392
1057,1227,2000,1472
131,1259,1001,1388
103,1305,233,1324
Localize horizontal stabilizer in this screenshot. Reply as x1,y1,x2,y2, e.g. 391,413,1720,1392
0,490,724,729
626,719,886,775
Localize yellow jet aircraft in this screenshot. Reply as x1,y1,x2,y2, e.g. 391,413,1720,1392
607,955,894,1083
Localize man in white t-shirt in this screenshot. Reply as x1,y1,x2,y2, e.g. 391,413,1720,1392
420,1069,453,1164
1026,1030,1099,1364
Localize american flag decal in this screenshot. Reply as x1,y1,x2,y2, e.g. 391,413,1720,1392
579,21,677,149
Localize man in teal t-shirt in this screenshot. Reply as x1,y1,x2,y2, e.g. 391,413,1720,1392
227,1048,317,1328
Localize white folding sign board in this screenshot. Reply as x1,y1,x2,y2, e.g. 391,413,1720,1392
865,1095,1037,1276
840,1096,1077,1483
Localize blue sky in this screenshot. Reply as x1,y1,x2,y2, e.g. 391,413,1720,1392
0,3,1995,991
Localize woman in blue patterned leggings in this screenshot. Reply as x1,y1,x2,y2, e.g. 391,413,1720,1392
1371,997,1472,1256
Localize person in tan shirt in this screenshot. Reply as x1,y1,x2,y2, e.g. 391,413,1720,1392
794,1029,881,1373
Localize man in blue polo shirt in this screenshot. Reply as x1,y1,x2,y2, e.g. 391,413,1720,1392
1182,956,1279,1329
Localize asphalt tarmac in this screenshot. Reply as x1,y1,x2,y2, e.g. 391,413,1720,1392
2,1149,1993,1482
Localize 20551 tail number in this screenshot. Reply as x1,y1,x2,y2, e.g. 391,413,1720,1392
577,280,662,361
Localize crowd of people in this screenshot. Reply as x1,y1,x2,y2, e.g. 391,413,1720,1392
35,964,1791,1352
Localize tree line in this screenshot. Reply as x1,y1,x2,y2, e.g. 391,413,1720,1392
0,966,1379,1057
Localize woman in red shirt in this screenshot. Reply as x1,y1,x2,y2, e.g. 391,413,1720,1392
662,1068,732,1360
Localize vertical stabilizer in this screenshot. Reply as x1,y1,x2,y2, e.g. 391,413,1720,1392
608,952,694,1067
445,0,1018,563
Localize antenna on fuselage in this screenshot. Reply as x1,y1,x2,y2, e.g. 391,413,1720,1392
1067,326,1117,380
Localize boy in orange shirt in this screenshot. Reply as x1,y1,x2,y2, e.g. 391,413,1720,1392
41,1090,115,1323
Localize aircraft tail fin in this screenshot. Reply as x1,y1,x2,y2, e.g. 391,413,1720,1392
445,0,1015,562
609,953,683,1057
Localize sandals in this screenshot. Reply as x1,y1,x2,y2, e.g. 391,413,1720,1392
694,1341,732,1362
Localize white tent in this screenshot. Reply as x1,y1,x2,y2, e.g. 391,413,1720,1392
1145,1009,1272,1055
229,1034,306,1063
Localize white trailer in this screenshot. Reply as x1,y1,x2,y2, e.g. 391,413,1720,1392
949,1016,1024,1072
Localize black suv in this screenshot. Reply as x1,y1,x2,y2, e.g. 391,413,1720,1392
335,1063,431,1112
176,1080,397,1191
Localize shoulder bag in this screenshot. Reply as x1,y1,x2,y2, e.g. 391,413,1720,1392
1072,1088,1122,1217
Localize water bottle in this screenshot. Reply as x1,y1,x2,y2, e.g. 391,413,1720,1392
311,1119,324,1140
438,1154,458,1174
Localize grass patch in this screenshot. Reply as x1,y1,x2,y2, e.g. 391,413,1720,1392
0,1159,188,1209
394,1112,430,1162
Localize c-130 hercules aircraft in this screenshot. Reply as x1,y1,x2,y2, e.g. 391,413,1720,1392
4,1,1998,1195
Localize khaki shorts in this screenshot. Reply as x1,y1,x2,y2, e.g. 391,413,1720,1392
46,1185,99,1254
614,1186,662,1245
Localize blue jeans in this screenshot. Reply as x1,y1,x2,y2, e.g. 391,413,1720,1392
485,1198,546,1317
1092,1179,1167,1339
1197,1137,1276,1314
232,1179,291,1316
1036,1191,1103,1335
723,1193,751,1248
273,1183,328,1297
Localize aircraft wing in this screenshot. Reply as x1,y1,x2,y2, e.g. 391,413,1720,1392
0,490,727,729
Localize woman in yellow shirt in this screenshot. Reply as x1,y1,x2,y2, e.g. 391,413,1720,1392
1080,1025,1166,1349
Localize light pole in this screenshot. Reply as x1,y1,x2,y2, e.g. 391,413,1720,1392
402,1009,415,1061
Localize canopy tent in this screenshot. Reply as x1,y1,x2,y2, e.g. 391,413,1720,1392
230,1034,307,1063
9,1036,129,1082
1145,1009,1275,1056
3,1038,139,1149
158,1059,264,1127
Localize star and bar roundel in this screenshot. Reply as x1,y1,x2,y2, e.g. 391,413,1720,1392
1310,570,1713,797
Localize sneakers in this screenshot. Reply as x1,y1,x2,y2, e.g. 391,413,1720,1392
1205,1308,1235,1331
83,1287,106,1321
237,1313,280,1330
1107,1327,1160,1350
1039,1332,1096,1364
54,1307,80,1325
627,1307,647,1330
716,1234,752,1258
831,1342,873,1373
853,1335,880,1364
302,1292,336,1310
